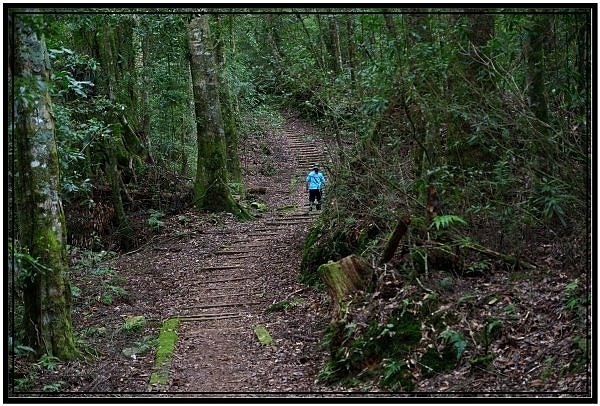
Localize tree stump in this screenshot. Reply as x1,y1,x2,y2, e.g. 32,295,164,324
317,255,373,322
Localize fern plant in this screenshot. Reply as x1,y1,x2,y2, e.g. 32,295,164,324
429,214,467,231
439,329,467,361
147,209,165,231
564,278,585,311
380,359,412,390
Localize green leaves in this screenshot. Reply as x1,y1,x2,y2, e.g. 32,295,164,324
531,177,574,227
429,214,467,231
439,329,467,361
147,209,165,231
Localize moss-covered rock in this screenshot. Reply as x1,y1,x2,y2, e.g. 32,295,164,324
149,318,180,386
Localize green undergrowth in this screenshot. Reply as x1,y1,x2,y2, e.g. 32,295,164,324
300,215,379,286
318,309,422,390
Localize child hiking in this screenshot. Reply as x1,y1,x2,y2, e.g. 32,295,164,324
306,165,326,211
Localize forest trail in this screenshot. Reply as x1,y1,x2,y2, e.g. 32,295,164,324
154,116,332,393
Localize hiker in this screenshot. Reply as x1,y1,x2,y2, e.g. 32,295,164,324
306,165,326,211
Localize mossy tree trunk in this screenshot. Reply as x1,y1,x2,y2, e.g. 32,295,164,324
187,14,250,219
13,18,77,359
326,14,343,75
105,124,135,250
96,22,136,249
215,15,242,184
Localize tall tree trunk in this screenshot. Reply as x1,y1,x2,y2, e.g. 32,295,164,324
215,15,242,183
13,17,77,359
105,124,135,250
187,14,250,219
345,15,357,86
134,15,153,164
524,14,553,173
97,22,135,249
465,11,495,91
327,15,343,74
525,14,550,124
446,10,496,168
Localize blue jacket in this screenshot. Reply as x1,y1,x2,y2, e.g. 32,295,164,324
306,170,326,190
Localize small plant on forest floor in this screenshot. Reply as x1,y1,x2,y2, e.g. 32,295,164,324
37,354,60,371
177,215,190,226
148,209,165,231
477,317,502,354
317,360,342,384
119,315,146,333
503,303,519,319
464,260,490,276
439,329,467,361
72,249,118,269
457,291,478,305
468,353,494,368
259,162,277,176
123,335,157,359
14,372,38,392
42,380,66,392
91,265,117,278
564,278,588,312
266,297,303,312
80,325,107,337
8,336,35,356
540,356,556,380
531,177,573,227
101,285,128,305
380,359,415,391
438,277,453,291
568,335,590,372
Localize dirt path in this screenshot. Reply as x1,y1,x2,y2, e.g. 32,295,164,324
148,116,332,394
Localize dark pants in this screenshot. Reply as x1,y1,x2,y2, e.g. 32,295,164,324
308,189,322,210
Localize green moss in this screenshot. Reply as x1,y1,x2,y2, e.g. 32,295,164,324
254,325,273,345
317,261,344,298
275,204,298,213
149,318,180,386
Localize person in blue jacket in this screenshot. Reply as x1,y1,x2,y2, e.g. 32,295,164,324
306,164,326,211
